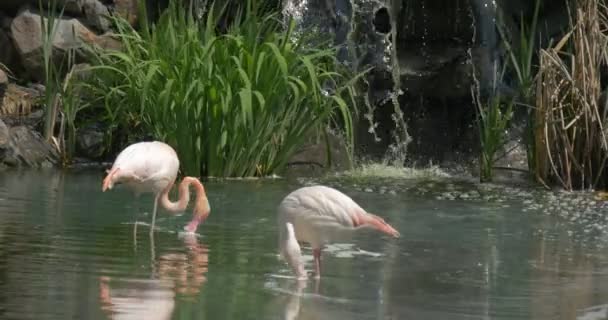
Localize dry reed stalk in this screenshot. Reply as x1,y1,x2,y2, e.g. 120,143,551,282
535,0,608,190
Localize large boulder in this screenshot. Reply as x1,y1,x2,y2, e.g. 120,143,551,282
286,130,352,176
10,8,120,82
0,124,59,168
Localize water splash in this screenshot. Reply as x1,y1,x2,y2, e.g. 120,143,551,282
338,162,451,179
284,0,412,169
379,0,412,167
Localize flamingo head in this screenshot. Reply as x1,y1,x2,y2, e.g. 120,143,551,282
183,178,211,233
102,168,119,192
360,212,401,238
280,222,307,280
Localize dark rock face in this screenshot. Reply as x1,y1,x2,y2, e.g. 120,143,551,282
284,0,570,169
76,124,105,160
0,68,7,86
287,130,352,175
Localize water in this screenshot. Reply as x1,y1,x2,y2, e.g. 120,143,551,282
1,169,607,320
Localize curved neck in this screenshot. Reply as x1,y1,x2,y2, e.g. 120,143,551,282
280,222,307,280
160,177,211,232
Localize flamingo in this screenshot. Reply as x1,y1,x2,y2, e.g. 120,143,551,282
102,141,210,234
277,185,400,280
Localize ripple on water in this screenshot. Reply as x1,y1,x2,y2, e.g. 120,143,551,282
1,170,608,320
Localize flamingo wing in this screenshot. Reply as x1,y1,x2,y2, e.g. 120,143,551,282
278,186,366,247
106,141,180,193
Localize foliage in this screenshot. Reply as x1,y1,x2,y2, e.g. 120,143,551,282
82,0,360,177
534,0,608,190
471,64,514,183
496,0,542,176
38,0,85,164
61,65,90,161
39,0,64,144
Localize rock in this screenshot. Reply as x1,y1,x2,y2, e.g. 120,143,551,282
0,118,8,168
0,118,8,145
286,130,352,176
0,0,100,15
0,68,7,86
284,0,571,171
1,125,59,168
0,28,23,78
76,124,105,159
0,83,41,118
0,0,111,31
10,8,121,81
0,11,11,29
0,68,7,111
113,0,138,26
82,0,111,32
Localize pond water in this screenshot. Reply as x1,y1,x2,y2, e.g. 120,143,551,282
0,169,607,320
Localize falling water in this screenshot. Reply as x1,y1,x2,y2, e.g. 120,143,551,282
384,0,412,168
283,0,413,174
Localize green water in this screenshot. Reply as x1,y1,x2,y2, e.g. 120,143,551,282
0,169,607,320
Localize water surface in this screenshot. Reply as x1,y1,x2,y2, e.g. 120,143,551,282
0,169,607,320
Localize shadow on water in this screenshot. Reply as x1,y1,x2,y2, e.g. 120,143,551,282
0,169,607,319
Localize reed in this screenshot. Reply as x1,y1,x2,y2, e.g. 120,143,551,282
535,0,608,189
40,0,64,144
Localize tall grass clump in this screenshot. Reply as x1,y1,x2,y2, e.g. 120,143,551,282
40,0,65,144
84,0,360,177
471,62,514,182
535,0,608,190
38,0,87,164
496,0,541,175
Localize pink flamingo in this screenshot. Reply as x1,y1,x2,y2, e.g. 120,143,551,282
102,141,210,234
278,185,400,280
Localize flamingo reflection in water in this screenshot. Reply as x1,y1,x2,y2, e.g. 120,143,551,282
99,234,208,320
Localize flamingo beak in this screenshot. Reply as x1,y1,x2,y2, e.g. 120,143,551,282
102,177,112,192
386,225,401,238
183,208,209,233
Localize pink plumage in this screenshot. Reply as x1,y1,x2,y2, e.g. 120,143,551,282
278,185,400,279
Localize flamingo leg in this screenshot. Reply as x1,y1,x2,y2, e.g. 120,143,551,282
313,248,322,278
150,194,160,235
133,215,138,250
150,224,156,276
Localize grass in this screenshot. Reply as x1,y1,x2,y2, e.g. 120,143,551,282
38,0,85,163
82,0,362,177
40,0,64,144
471,61,514,183
496,0,542,176
534,0,608,190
